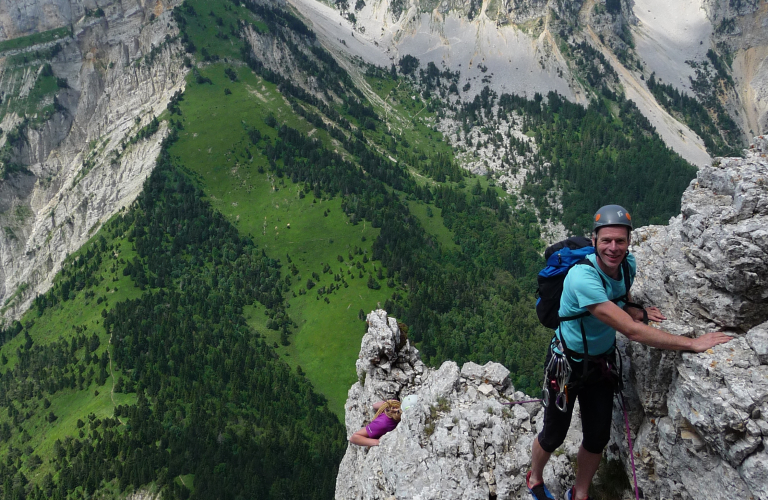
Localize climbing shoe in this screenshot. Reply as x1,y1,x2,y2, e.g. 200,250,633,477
565,486,592,500
526,471,555,500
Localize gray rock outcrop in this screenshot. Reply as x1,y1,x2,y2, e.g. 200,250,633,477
336,137,768,499
620,136,768,500
336,309,583,500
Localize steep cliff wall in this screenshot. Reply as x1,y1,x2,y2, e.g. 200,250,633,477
0,0,78,40
0,0,186,319
622,135,768,499
335,137,768,499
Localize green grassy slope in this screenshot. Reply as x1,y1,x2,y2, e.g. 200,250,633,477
0,27,71,53
170,62,392,415
0,226,143,489
1,141,347,499
166,0,549,414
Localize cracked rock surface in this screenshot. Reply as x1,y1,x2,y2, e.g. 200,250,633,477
0,0,187,319
617,136,768,500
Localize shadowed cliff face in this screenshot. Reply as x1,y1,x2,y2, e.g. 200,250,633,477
0,0,177,41
0,0,187,319
336,138,768,500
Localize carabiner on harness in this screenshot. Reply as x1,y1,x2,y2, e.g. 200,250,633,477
555,391,568,412
541,342,572,413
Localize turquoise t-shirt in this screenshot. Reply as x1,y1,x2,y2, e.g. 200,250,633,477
557,253,636,356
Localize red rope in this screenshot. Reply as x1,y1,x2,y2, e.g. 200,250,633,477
621,393,640,500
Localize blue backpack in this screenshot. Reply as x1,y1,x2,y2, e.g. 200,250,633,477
535,236,595,329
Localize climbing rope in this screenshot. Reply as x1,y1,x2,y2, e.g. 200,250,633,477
501,399,543,405
619,391,641,500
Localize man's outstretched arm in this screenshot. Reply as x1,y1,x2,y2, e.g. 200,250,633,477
587,301,733,352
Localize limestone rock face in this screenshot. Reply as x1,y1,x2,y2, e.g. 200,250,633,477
0,0,177,41
621,137,768,500
700,0,768,144
336,138,768,500
0,0,187,319
0,0,79,40
335,309,584,500
125,489,159,500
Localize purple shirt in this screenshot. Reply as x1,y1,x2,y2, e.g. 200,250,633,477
366,413,399,439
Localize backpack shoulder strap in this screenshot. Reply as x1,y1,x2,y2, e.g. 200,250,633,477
621,257,648,323
622,258,631,293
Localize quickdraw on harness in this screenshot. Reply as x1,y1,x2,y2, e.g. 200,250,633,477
540,341,572,412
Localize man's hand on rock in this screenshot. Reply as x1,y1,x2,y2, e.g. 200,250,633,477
690,331,733,353
644,306,666,323
628,306,666,323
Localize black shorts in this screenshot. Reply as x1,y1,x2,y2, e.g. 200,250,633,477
537,347,616,455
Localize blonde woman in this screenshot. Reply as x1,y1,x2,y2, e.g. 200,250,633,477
349,400,401,446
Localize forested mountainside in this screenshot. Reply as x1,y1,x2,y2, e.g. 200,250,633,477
1,143,345,499
0,0,761,498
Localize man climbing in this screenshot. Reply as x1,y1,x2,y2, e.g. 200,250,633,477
526,204,733,500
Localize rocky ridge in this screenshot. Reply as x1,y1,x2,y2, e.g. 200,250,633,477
335,137,768,499
293,0,768,165
622,135,768,499
0,0,186,319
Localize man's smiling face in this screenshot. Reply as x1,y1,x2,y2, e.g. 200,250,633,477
593,225,630,274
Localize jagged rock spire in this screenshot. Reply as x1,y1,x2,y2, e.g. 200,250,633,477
336,309,582,499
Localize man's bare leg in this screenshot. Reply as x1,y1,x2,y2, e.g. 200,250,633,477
572,445,601,499
529,436,552,486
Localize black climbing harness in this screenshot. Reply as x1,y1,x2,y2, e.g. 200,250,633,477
540,338,623,413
